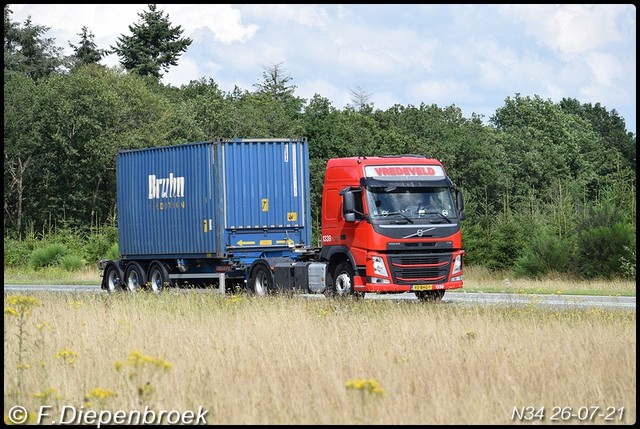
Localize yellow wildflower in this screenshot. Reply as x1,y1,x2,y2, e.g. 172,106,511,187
55,348,79,366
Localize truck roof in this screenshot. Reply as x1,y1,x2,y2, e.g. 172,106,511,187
327,155,444,166
325,155,448,184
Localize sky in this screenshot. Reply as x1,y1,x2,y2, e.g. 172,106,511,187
9,4,637,135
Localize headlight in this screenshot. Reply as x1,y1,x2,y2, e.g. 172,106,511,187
372,256,388,277
452,254,462,274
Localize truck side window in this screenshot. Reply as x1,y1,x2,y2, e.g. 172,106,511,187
353,189,364,219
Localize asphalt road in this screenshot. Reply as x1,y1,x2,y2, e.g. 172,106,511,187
3,284,635,311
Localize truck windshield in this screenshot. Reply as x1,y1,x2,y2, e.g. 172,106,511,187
366,186,455,220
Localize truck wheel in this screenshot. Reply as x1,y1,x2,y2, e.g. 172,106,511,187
332,261,364,299
415,290,445,302
147,262,170,292
104,263,124,293
249,264,273,296
124,262,147,292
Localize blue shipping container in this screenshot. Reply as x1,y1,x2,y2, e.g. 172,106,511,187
117,138,311,259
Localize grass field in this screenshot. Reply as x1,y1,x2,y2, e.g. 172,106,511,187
3,289,636,425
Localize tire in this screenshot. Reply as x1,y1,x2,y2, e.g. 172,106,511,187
124,261,147,292
249,264,273,296
415,290,445,302
104,263,124,293
331,261,364,299
147,262,170,292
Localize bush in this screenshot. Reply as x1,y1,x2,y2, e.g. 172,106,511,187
513,230,573,278
106,243,119,260
576,222,636,279
83,226,118,262
619,245,636,280
60,254,84,271
29,243,68,269
4,237,37,267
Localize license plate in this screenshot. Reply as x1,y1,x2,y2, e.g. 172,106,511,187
412,284,433,291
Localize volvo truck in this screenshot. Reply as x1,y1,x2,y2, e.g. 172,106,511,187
99,137,465,301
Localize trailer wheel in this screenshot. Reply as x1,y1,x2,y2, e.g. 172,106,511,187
104,263,124,293
331,261,364,299
147,262,170,292
415,290,445,302
125,262,147,292
249,264,273,296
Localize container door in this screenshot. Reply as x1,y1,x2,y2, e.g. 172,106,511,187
221,139,309,251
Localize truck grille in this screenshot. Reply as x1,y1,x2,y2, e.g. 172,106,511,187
387,253,452,284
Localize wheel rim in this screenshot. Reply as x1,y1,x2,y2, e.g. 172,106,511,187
254,271,268,296
127,271,140,292
150,270,162,292
334,272,352,295
106,269,119,292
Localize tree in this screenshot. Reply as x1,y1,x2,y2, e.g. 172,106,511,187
349,85,373,112
253,62,298,103
4,4,21,68
111,4,192,79
4,4,65,80
252,62,305,128
559,98,636,172
4,71,39,236
69,26,108,69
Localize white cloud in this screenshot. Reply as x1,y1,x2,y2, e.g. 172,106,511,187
496,4,625,55
164,4,258,44
407,79,472,106
240,4,331,27
296,78,341,104
584,51,624,87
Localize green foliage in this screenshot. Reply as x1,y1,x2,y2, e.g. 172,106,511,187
513,229,573,278
7,64,179,234
83,226,118,262
619,246,636,280
106,243,120,260
461,207,536,272
575,222,635,280
111,4,192,79
4,236,37,267
68,26,108,69
3,5,65,80
29,243,68,268
60,254,84,271
459,221,493,268
5,225,119,269
253,62,299,106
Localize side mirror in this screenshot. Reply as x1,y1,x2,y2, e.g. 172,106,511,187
342,188,356,213
340,186,362,222
340,187,356,222
456,190,465,221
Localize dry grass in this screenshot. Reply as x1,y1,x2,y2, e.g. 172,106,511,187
462,266,636,296
3,291,636,424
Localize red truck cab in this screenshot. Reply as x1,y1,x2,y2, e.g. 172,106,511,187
320,155,465,301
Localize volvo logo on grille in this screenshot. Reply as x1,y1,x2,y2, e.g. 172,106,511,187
403,227,435,239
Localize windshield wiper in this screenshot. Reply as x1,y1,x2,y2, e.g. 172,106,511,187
427,211,451,223
380,210,414,224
